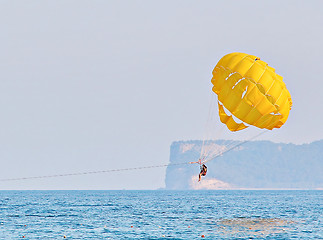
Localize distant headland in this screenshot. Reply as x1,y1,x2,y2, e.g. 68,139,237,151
165,140,323,190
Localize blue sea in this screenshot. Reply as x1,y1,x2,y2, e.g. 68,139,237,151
0,190,322,239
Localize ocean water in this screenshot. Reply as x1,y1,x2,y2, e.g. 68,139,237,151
0,190,321,239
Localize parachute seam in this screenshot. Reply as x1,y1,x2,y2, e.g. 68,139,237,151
212,53,291,131
241,64,283,129
221,57,259,118
254,78,286,128
218,101,249,128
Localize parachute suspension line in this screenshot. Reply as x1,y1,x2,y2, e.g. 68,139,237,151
199,94,227,162
200,61,272,164
198,94,250,164
202,130,268,164
199,93,215,160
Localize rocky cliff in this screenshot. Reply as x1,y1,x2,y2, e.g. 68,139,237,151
165,140,323,190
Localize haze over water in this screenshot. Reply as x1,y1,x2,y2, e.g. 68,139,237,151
0,190,321,239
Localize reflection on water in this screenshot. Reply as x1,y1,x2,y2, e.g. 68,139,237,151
216,217,296,237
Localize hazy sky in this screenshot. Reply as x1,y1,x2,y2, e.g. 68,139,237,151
0,1,322,190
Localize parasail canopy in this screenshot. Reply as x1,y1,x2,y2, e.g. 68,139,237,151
211,52,292,132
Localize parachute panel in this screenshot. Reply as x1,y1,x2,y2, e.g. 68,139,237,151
244,63,266,82
216,52,247,70
232,56,255,76
218,102,248,131
211,52,292,131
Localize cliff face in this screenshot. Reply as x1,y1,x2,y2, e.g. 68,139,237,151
165,140,323,190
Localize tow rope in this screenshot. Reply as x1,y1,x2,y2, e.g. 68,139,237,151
0,131,266,182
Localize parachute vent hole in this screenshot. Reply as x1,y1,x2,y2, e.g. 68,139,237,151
220,102,246,125
225,72,235,81
241,86,248,99
231,77,245,90
270,112,282,117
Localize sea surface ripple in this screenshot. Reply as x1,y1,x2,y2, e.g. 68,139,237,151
0,190,322,239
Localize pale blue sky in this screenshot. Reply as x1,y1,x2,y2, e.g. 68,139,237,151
0,1,322,189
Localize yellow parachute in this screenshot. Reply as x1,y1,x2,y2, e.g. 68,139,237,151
211,52,292,132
